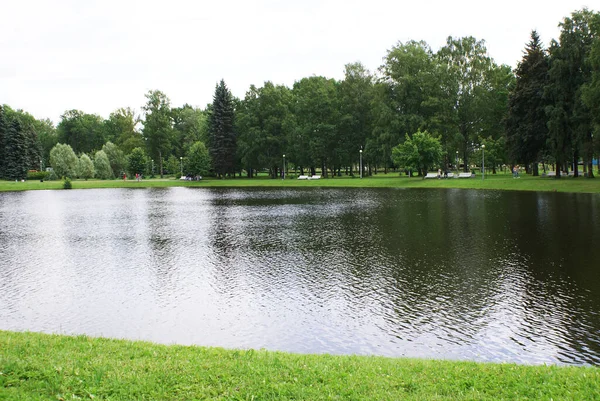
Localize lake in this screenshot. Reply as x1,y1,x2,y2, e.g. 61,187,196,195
1,187,599,365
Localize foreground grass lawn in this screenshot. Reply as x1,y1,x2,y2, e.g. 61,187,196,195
1,331,599,400
2,172,600,193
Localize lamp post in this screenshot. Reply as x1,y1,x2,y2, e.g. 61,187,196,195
151,159,154,177
40,158,43,172
282,154,286,180
482,144,485,181
180,156,183,177
455,150,459,174
359,148,363,179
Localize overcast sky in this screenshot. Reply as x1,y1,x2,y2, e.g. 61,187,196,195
1,0,593,123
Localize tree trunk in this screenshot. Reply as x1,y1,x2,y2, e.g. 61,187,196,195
533,163,539,176
159,150,163,178
573,153,579,177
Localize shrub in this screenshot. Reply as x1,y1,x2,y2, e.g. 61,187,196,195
63,177,72,189
27,171,49,181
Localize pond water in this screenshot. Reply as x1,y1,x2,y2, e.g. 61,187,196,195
1,187,599,365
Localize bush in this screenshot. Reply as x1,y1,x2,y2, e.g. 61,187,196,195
63,177,72,189
27,171,49,181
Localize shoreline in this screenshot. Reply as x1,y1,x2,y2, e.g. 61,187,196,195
1,173,600,194
1,330,598,400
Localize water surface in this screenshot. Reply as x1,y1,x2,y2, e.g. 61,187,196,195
1,187,599,365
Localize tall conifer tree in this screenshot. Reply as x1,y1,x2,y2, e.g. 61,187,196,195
506,31,549,176
4,118,28,180
208,80,236,177
0,106,6,178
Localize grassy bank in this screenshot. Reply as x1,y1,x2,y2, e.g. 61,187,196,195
2,172,600,193
1,331,599,400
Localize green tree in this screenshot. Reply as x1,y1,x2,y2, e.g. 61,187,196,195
77,154,95,180
0,106,6,178
57,110,105,154
172,105,208,158
338,62,374,176
36,118,57,168
208,80,237,177
142,90,173,178
127,147,147,176
437,36,493,171
506,31,549,175
3,107,43,172
236,82,294,178
546,9,599,177
49,143,78,178
582,15,600,172
102,141,127,178
292,76,339,177
186,141,211,177
391,130,443,177
103,108,142,154
3,118,28,180
94,150,113,179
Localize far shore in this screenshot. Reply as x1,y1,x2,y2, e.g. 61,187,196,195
1,172,600,194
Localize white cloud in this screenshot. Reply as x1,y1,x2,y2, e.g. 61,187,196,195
0,0,593,123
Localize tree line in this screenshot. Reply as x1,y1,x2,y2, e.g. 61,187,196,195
1,8,598,181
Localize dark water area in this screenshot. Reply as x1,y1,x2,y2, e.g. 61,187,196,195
1,187,599,365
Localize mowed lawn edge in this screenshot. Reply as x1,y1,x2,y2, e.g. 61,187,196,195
1,331,599,400
2,173,600,193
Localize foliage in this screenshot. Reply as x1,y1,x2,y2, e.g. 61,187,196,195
506,31,549,175
57,110,105,155
165,155,181,177
392,130,443,177
236,82,293,178
127,147,147,176
49,143,78,179
101,141,126,177
62,177,72,189
77,154,95,180
172,104,208,157
208,80,237,177
142,90,173,178
186,141,211,177
1,111,29,180
93,150,113,180
546,9,599,177
291,76,340,176
27,171,49,180
103,107,141,154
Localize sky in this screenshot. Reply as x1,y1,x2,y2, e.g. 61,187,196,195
0,0,594,123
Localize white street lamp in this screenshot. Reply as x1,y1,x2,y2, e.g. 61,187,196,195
282,154,286,180
482,144,485,181
455,150,459,174
359,148,363,179
180,156,183,177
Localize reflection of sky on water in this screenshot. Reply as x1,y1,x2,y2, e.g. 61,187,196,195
0,187,599,365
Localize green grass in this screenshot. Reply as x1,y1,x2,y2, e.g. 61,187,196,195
2,171,600,193
1,331,598,400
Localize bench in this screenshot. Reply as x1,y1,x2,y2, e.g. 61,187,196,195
297,175,309,180
424,172,439,179
456,172,474,178
446,172,454,178
308,175,321,180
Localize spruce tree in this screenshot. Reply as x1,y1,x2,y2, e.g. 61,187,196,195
208,80,236,177
0,105,6,178
506,31,549,176
4,118,28,180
